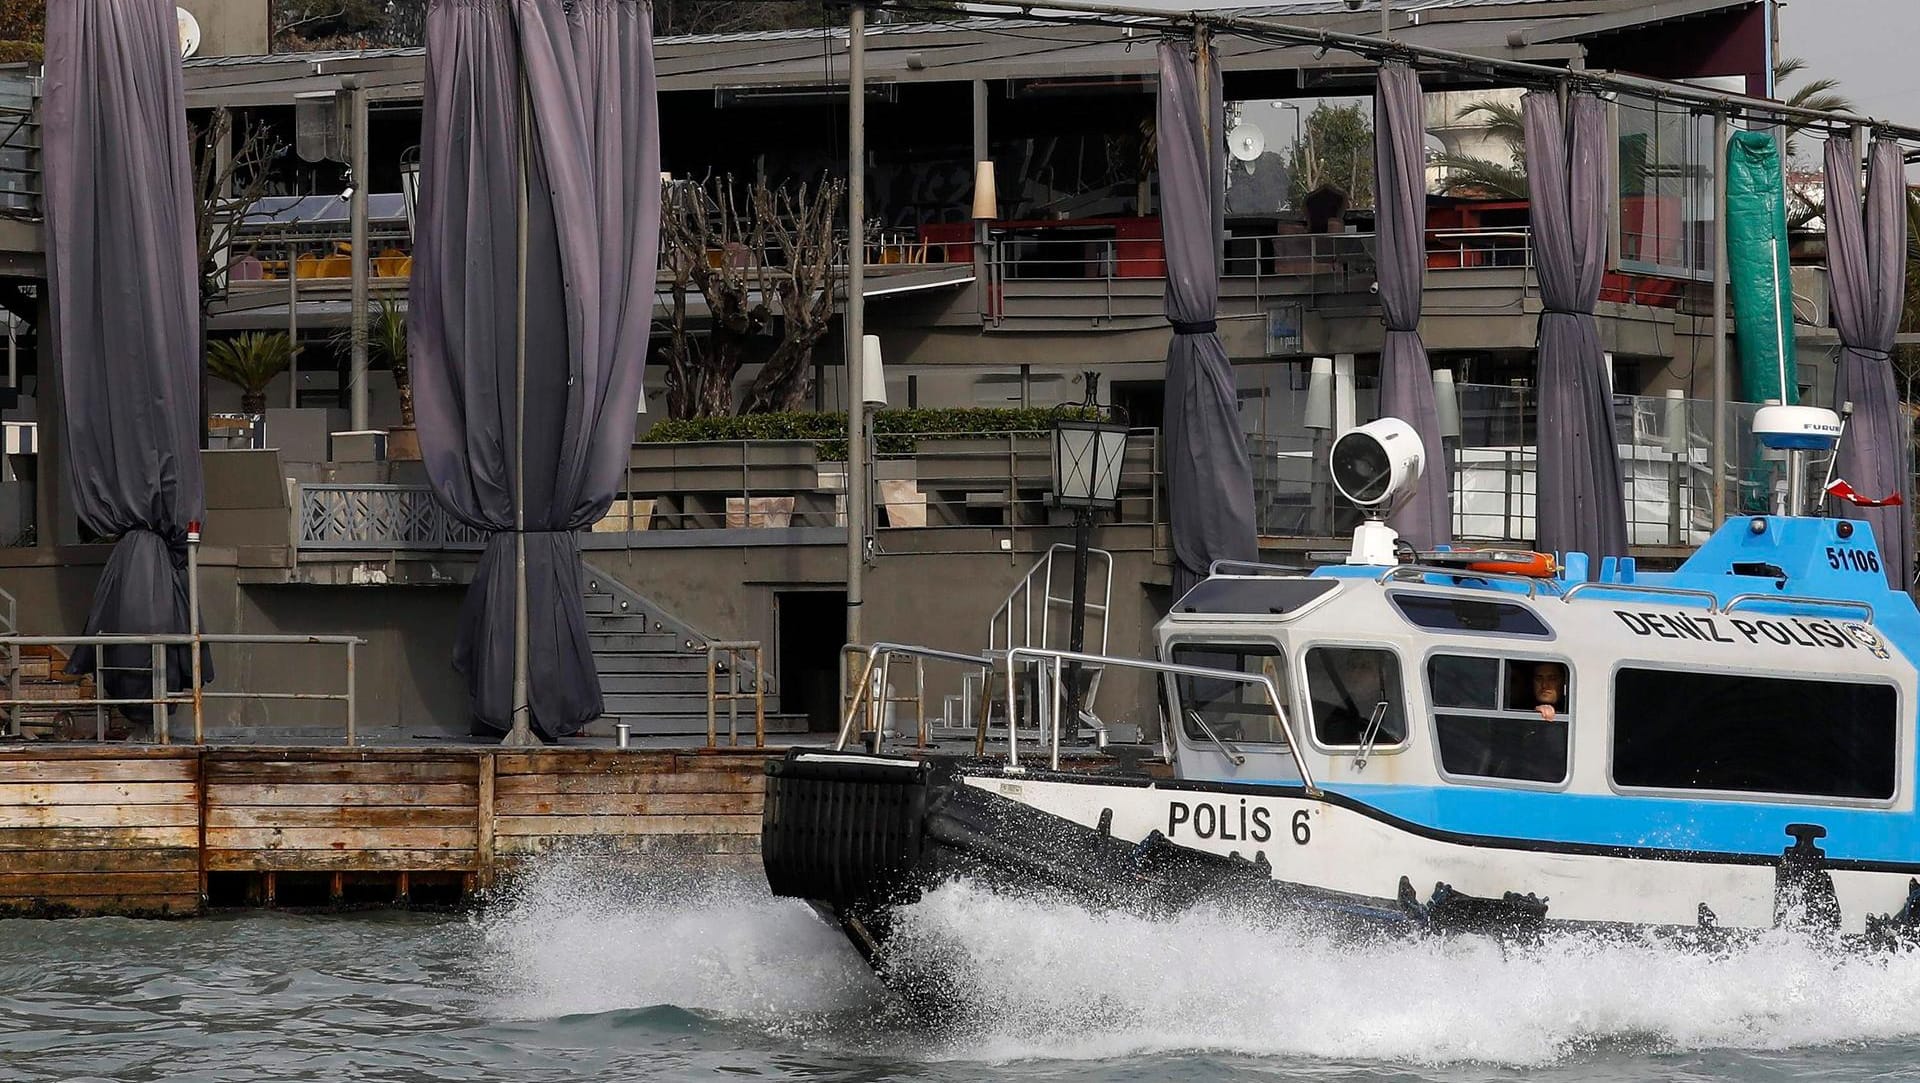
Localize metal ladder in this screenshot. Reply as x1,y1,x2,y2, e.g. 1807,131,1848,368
957,543,1113,733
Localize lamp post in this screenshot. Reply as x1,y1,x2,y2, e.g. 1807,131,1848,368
1050,372,1128,736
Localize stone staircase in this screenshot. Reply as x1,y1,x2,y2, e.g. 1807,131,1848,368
577,563,807,739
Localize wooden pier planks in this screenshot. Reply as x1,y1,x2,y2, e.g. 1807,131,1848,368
0,749,203,916
0,746,777,912
203,751,481,874
491,750,766,864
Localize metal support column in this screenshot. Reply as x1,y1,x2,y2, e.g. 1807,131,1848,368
1711,110,1729,524
504,72,536,748
846,2,868,649
345,77,370,432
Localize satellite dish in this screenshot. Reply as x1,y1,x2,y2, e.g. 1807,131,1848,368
177,7,202,59
1227,121,1267,162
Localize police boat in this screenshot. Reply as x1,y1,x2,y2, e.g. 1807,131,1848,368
763,404,1920,969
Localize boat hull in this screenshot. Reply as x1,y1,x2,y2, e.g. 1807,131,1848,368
764,750,1920,970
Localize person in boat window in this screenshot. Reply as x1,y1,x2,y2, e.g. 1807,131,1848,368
1528,662,1568,722
1307,647,1405,746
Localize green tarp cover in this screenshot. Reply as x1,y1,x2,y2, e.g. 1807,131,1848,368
1726,130,1798,404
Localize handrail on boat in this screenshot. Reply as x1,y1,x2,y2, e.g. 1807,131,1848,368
1376,564,1550,598
1206,558,1310,578
1559,581,1720,611
1005,646,1319,795
1723,593,1874,623
835,642,996,754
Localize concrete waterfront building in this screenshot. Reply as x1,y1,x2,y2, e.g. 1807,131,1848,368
0,0,1907,744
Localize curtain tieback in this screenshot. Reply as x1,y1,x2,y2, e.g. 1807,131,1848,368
1540,306,1587,317
1847,346,1893,361
1169,318,1217,335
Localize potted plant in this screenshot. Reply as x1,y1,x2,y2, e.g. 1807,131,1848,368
206,331,295,417
367,295,418,460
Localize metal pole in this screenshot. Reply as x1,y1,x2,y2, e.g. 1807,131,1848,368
345,78,370,432
1711,110,1729,524
1381,0,1390,36
1064,508,1091,734
503,71,537,748
188,522,202,744
846,2,869,650
286,230,300,409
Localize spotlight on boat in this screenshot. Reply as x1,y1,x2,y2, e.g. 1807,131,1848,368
1331,416,1425,565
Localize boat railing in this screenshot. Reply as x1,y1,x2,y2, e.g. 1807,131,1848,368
836,642,996,754
1376,564,1554,598
1004,646,1319,794
1723,593,1874,623
1559,581,1721,610
1207,558,1311,578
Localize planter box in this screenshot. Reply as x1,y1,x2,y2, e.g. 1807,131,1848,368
625,440,820,495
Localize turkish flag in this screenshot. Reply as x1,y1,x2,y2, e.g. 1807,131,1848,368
1826,479,1904,508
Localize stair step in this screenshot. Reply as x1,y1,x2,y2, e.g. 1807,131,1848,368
588,615,669,634
581,713,810,737
583,593,615,615
592,653,711,675
598,673,721,695
588,631,692,653
601,693,715,714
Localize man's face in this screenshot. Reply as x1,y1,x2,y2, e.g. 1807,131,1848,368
1532,664,1564,705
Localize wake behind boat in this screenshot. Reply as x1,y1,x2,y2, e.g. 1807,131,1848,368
763,405,1920,972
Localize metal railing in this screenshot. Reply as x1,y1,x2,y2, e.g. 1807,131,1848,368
836,642,995,754
0,633,364,744
0,73,39,221
1003,645,1316,789
704,640,766,748
297,484,487,550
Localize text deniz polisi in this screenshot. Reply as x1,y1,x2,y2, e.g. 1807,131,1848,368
1167,798,1272,842
1613,610,1867,651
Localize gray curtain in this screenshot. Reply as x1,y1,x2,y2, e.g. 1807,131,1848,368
1825,135,1911,589
411,0,660,736
1373,62,1449,549
43,0,209,720
1158,41,1256,601
1524,91,1626,562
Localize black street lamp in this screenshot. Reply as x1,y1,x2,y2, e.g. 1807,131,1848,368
1050,372,1128,738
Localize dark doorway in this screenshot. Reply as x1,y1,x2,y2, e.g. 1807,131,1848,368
1111,379,1164,430
777,590,846,732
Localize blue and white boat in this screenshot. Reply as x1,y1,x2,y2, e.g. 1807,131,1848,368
762,405,1920,969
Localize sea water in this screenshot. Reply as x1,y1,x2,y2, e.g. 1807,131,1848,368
3,856,1920,1081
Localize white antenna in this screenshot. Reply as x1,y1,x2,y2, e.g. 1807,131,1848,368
176,7,202,59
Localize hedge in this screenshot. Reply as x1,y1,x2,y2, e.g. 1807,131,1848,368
642,407,1103,458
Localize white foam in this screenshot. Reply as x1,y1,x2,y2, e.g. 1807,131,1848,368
475,855,878,1022
476,861,1920,1068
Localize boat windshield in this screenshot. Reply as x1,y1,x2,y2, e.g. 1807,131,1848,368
1169,642,1293,745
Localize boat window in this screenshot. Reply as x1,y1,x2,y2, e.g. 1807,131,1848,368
1176,578,1337,616
1169,643,1294,745
1392,593,1551,638
1428,655,1571,784
1612,668,1896,800
1305,647,1408,748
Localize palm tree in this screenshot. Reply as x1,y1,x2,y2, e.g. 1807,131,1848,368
1431,98,1528,199
1774,56,1853,165
206,332,296,416
366,295,412,427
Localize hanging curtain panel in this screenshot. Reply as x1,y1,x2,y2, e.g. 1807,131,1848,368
1525,91,1628,563
411,0,661,736
1158,40,1257,601
43,0,210,724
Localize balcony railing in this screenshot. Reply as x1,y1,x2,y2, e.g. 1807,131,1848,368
0,72,38,221
297,484,485,551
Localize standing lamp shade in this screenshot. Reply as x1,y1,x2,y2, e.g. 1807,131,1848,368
399,151,420,239
861,335,887,407
1052,418,1129,509
1432,368,1462,440
1304,356,1335,431
972,161,997,221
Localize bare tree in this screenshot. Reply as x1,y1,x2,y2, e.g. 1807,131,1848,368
659,176,770,418
659,175,846,418
738,178,845,414
189,107,281,309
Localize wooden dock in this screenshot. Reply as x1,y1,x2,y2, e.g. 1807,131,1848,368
0,746,773,916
